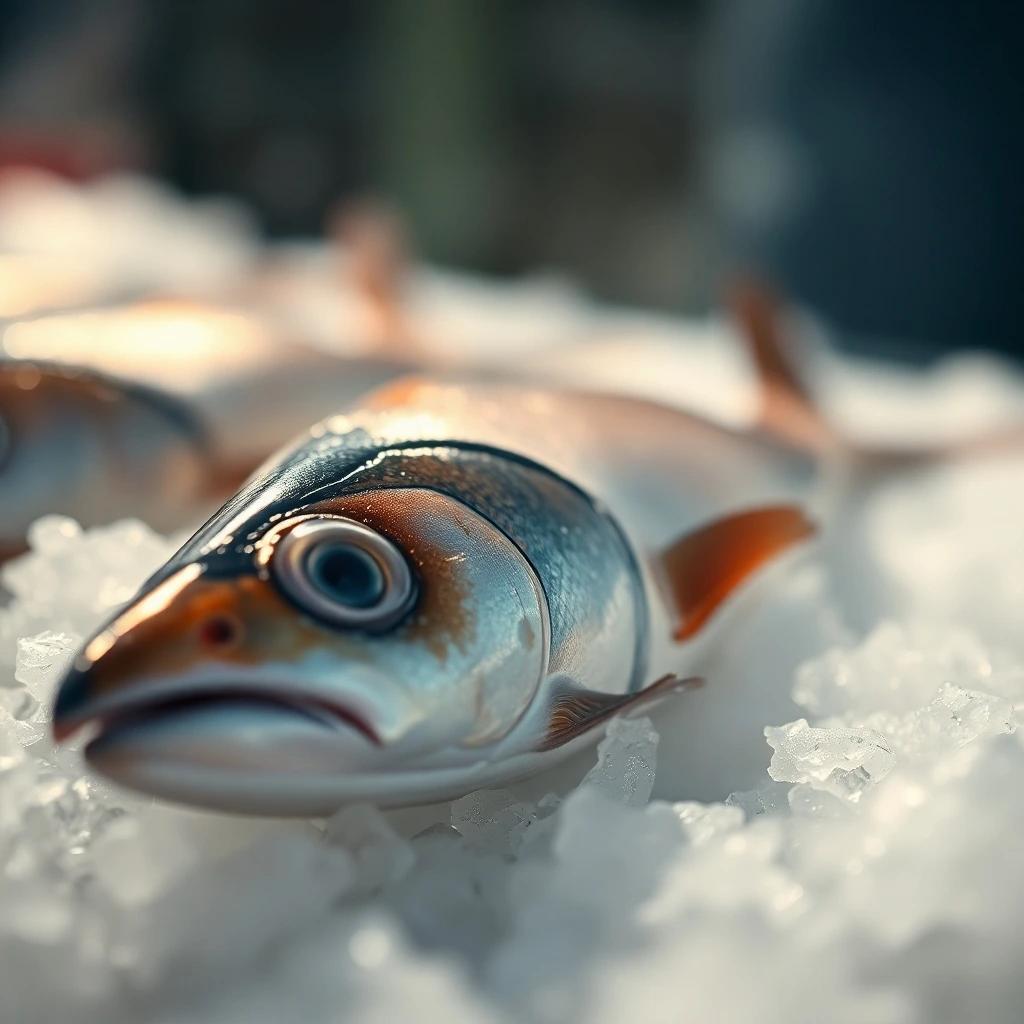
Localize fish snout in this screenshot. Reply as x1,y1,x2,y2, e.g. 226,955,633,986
51,658,98,742
49,564,428,812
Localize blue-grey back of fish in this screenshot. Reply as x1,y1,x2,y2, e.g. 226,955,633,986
0,300,416,557
51,378,818,814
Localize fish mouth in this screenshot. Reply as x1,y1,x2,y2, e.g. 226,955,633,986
75,688,392,804
58,687,381,749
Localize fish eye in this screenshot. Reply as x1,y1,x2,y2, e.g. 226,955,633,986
271,517,416,631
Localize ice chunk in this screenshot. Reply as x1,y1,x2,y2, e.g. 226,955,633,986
1,517,178,663
0,706,27,770
862,454,1024,654
841,683,1016,765
670,801,746,845
25,515,83,555
580,716,658,806
134,832,355,986
392,826,512,962
725,780,793,820
787,783,853,818
766,719,895,799
640,815,807,927
91,812,200,908
929,682,1016,745
450,789,535,856
324,804,416,895
793,620,1024,716
14,631,79,707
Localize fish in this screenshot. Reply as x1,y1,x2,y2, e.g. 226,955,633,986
0,358,209,561
51,375,819,815
0,299,415,557
539,280,1024,633
0,213,594,556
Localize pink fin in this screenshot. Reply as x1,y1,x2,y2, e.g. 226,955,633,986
659,504,816,641
537,674,702,752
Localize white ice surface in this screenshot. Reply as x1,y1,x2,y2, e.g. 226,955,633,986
5,354,1024,1023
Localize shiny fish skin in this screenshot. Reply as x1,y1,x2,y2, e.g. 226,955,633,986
0,300,419,553
0,361,208,551
51,381,817,814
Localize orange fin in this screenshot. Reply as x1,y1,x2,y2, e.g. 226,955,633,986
362,375,432,410
658,504,816,641
537,674,702,752
727,278,839,456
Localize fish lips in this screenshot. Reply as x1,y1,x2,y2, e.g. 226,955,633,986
54,674,411,810
75,690,502,816
86,694,387,806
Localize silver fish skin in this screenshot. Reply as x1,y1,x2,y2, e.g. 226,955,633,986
0,300,420,554
51,381,816,815
0,360,208,556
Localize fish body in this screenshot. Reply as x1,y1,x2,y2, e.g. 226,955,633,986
52,381,816,814
0,359,209,559
0,299,423,553
0,251,594,553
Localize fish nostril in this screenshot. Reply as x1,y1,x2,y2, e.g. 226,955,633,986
198,614,243,651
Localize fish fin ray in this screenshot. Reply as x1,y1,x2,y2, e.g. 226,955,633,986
658,504,816,641
537,674,702,752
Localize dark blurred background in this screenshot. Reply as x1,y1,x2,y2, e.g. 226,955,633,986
0,0,1021,356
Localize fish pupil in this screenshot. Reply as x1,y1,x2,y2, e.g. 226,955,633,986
307,543,386,609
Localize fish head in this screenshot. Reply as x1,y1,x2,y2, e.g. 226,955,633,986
0,361,208,553
51,482,551,814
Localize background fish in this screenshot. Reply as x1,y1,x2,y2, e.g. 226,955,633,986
0,359,209,561
0,211,597,558
0,299,415,557
51,380,817,814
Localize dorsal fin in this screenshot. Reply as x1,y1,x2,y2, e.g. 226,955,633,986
727,278,841,456
657,504,816,641
330,199,418,355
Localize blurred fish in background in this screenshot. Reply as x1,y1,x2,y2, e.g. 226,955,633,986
0,0,1022,561
0,176,608,555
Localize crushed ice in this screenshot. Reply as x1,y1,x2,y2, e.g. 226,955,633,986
5,440,1024,1022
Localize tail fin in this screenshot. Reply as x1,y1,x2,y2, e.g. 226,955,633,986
727,276,1024,472
726,278,841,458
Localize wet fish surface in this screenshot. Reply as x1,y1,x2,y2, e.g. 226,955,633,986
52,378,817,814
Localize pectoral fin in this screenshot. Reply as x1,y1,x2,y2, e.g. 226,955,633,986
537,674,702,752
658,504,816,641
